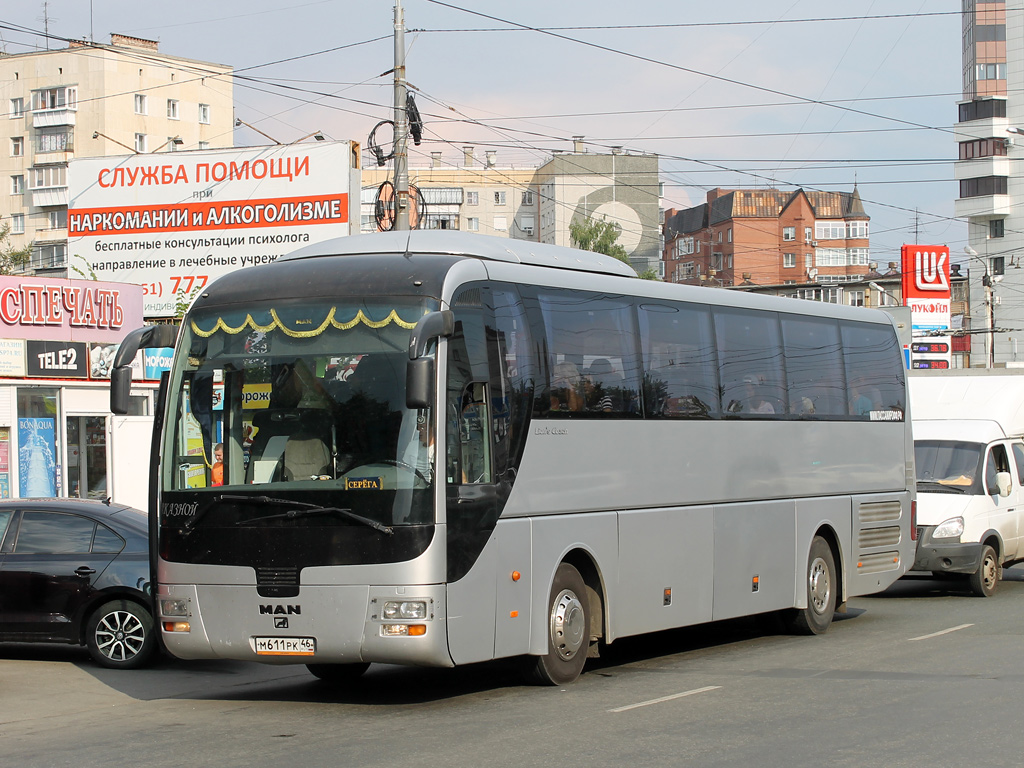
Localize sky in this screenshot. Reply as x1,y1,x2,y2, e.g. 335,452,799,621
0,0,965,268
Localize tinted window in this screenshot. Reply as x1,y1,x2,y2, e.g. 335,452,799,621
14,511,96,554
841,322,905,419
535,290,641,416
0,509,12,547
781,316,845,417
714,308,785,417
92,523,125,554
639,302,719,418
1013,443,1024,484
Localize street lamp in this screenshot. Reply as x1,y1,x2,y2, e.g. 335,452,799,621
234,117,282,145
92,130,138,154
965,245,996,368
289,130,326,144
151,136,184,153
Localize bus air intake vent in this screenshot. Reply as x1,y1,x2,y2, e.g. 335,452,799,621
256,566,300,598
858,500,901,524
859,526,902,549
857,551,901,574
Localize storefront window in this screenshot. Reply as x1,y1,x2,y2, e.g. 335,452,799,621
17,388,60,498
67,416,108,500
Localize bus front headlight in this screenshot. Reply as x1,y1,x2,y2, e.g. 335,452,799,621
383,600,428,620
933,517,965,540
161,598,190,617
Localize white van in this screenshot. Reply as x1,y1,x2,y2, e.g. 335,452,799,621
910,372,1024,596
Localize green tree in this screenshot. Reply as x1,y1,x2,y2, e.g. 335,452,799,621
0,222,31,275
569,215,660,280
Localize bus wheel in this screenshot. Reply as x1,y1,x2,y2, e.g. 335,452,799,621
529,563,590,686
306,663,370,683
787,536,836,635
969,545,999,597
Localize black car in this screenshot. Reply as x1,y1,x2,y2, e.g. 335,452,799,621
0,498,156,669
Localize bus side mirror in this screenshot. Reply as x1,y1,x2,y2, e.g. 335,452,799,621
110,324,179,414
408,310,454,361
406,357,434,410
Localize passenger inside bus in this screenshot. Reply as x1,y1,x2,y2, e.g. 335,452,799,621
728,375,776,414
584,357,622,412
550,361,584,412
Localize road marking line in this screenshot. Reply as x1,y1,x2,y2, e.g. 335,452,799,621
608,685,722,713
908,623,974,642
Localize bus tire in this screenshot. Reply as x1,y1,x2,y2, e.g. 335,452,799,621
969,545,999,597
787,536,836,635
306,663,370,683
529,563,590,686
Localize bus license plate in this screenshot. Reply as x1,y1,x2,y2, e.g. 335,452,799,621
252,636,316,656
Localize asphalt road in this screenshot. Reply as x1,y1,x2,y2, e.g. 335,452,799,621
4,567,1024,768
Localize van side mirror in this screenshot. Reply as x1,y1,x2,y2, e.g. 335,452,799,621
996,471,1012,497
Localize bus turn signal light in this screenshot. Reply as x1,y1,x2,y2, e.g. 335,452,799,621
163,621,190,633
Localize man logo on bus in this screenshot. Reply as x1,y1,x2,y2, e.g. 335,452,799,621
914,249,949,292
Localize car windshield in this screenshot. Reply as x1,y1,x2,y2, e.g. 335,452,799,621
162,297,437,521
914,440,984,493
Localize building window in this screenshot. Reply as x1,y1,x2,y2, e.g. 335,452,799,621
522,190,535,205
717,231,723,243
783,226,796,241
423,213,460,230
36,129,73,153
815,221,846,240
30,165,67,189
493,215,508,231
466,191,479,206
848,248,870,266
960,175,1008,198
494,191,506,206
846,221,869,239
783,253,796,268
805,254,813,270
134,94,147,115
11,175,24,194
991,256,1005,276
166,136,179,152
135,133,147,153
960,138,1008,160
11,136,24,157
10,214,24,234
167,99,179,120
711,252,723,271
198,141,210,150
847,290,865,307
9,98,25,118
465,217,479,231
47,209,67,229
198,103,210,124
958,98,1006,122
976,63,1007,81
804,227,812,242
990,219,1005,238
727,228,732,243
32,242,66,269
31,87,77,111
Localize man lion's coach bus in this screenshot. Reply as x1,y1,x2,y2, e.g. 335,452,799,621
111,231,915,685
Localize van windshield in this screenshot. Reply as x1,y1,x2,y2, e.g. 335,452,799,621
915,440,984,494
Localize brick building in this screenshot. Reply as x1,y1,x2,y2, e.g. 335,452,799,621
662,187,870,289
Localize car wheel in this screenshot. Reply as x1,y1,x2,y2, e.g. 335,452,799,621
969,545,999,597
86,599,156,669
528,562,591,685
786,536,837,635
306,663,370,683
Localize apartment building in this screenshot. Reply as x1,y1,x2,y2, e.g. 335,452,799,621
662,187,870,299
361,141,662,273
955,1,1023,365
1,34,233,276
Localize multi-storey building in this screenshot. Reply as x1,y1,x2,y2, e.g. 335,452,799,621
956,1,1023,365
1,35,233,276
361,140,662,273
663,187,870,292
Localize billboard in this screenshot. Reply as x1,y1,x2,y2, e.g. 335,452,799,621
900,244,951,370
68,142,361,317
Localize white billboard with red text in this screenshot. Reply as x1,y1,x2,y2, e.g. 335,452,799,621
900,244,951,370
68,142,360,317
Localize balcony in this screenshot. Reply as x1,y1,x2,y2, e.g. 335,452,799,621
30,187,68,208
955,156,1010,180
955,194,1011,218
33,109,77,129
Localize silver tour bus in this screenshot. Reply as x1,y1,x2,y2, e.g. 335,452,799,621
111,231,916,685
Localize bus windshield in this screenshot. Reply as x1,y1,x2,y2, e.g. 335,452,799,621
162,297,437,524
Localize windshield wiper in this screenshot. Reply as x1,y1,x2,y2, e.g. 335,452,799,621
217,494,394,534
916,480,967,494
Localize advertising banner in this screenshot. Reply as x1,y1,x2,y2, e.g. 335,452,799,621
900,245,951,370
0,276,143,343
68,142,360,317
18,417,57,497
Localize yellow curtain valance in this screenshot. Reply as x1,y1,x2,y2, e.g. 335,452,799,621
191,307,420,339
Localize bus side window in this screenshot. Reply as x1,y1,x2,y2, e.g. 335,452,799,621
456,382,492,484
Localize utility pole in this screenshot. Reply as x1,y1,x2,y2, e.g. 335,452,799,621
393,0,410,231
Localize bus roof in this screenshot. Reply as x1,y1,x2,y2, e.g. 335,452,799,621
281,231,639,279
